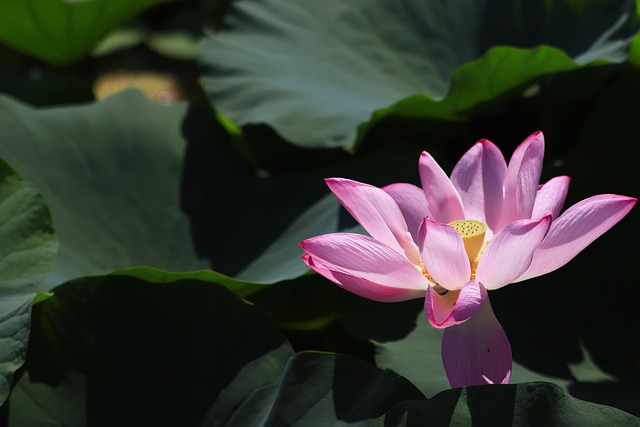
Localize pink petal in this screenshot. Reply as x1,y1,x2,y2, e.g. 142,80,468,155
418,151,465,224
532,176,570,220
418,218,471,291
450,139,507,234
501,132,545,227
383,182,429,243
441,298,512,388
326,178,420,264
517,194,637,282
424,280,487,328
476,215,551,289
300,233,428,302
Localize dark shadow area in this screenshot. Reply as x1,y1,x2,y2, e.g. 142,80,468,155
180,104,423,275
466,383,516,425
479,0,638,58
19,276,289,427
331,354,425,423
378,390,460,427
570,381,640,417
247,276,376,363
378,383,639,425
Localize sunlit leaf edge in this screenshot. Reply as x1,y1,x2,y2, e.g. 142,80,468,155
351,44,588,150
108,266,302,297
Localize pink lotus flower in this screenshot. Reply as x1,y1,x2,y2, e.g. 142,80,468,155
300,132,636,388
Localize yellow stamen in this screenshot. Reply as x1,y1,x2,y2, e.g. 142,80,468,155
448,219,487,264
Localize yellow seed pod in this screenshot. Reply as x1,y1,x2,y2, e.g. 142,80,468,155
448,219,487,263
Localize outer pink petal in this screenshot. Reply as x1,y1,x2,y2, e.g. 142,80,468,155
501,131,545,227
450,139,507,234
300,233,428,302
442,298,512,388
424,280,487,328
383,183,429,243
326,178,420,264
532,176,570,220
476,215,551,289
418,218,471,291
418,151,465,224
516,194,637,282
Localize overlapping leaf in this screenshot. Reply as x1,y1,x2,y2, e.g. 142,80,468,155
11,272,639,426
7,275,293,426
200,0,639,149
374,382,640,426
0,159,57,406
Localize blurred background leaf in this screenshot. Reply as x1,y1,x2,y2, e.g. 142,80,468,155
0,0,171,65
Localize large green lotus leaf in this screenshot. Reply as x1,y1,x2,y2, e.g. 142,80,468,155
200,0,638,149
0,0,170,65
0,90,210,287
202,352,425,427
0,159,57,406
8,275,293,426
373,382,640,426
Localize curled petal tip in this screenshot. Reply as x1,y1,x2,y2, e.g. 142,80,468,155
425,281,487,328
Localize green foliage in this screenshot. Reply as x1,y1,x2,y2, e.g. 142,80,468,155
8,275,292,426
0,0,171,64
0,91,208,286
0,159,57,406
374,382,640,426
200,0,638,149
1,0,640,424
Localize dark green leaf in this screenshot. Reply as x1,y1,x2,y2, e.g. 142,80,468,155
0,90,209,287
9,275,293,426
353,46,577,148
7,370,85,427
0,159,57,406
203,352,425,427
200,0,638,149
373,382,640,426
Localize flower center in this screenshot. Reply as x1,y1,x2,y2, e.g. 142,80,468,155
419,220,489,294
448,219,487,264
